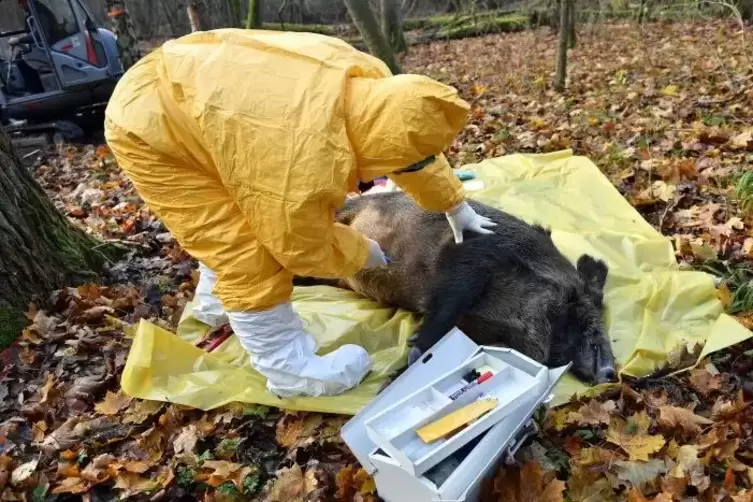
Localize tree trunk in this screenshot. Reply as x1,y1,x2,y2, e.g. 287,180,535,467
105,0,141,71
187,1,205,31
344,0,402,74
227,0,241,26
554,0,570,92
637,0,646,22
567,0,576,48
739,0,753,22
246,0,263,28
380,0,407,53
548,0,560,34
0,128,113,347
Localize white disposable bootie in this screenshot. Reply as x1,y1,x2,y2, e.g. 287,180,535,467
191,262,229,328
227,302,372,397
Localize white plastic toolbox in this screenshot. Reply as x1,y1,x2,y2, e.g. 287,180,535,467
342,328,569,502
363,339,549,477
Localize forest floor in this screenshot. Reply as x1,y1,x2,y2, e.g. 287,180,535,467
2,19,753,502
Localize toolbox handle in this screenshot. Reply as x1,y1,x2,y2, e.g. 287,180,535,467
503,420,539,467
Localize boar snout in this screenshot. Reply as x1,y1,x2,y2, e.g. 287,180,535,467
595,365,617,384
570,335,618,385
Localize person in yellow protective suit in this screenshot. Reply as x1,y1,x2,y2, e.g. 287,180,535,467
104,29,496,398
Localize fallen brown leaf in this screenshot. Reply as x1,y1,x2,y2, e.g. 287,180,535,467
57,461,81,478
80,460,111,485
711,392,748,420
123,460,151,474
649,493,674,502
122,399,164,424
276,413,324,450
567,399,617,427
40,417,80,452
566,467,614,502
31,421,47,443
725,467,736,492
80,305,116,323
266,464,304,502
173,424,200,456
0,457,11,490
614,459,668,492
657,405,713,435
729,129,753,150
731,489,753,502
627,488,647,502
669,445,710,493
354,468,376,495
201,460,246,488
38,373,57,404
577,446,620,467
546,406,571,432
488,461,566,502
335,464,356,501
114,472,158,498
10,458,38,486
606,412,665,461
51,476,90,495
689,365,722,396
94,390,133,415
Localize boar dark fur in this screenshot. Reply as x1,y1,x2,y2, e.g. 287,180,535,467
294,192,617,384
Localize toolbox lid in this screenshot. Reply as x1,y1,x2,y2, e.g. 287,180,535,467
342,328,480,473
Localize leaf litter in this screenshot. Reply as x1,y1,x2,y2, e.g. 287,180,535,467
2,18,753,502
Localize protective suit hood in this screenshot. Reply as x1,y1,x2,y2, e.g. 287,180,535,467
345,74,470,182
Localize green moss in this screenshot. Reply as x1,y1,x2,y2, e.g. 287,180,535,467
215,438,242,459
52,225,98,271
736,171,753,214
404,10,520,31
403,10,525,35
403,14,458,31
261,23,336,35
437,14,528,38
0,305,25,349
346,12,527,48
50,224,125,279
697,260,753,314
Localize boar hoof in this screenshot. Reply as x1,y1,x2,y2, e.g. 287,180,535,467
408,347,423,366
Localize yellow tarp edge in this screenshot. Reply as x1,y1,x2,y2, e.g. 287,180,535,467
122,287,419,414
120,150,752,413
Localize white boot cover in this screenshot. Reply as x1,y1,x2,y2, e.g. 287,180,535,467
227,303,372,397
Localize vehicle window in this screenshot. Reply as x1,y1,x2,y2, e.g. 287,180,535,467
71,0,104,26
0,3,26,60
71,0,90,27
0,2,26,33
31,0,79,45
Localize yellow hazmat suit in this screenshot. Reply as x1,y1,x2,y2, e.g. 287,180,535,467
105,29,497,398
105,29,470,313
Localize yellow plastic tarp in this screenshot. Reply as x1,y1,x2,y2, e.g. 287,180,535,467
121,150,752,413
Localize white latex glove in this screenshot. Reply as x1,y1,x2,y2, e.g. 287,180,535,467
228,302,372,398
445,201,497,244
363,236,388,269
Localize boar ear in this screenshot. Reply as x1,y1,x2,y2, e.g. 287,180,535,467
577,255,608,294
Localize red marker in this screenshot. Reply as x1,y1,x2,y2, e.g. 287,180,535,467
449,371,493,400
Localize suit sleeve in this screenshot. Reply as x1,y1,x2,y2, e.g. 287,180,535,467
387,153,466,212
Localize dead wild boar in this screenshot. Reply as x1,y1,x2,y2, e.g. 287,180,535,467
294,192,617,385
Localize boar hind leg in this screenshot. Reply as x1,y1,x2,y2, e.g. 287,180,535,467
345,265,422,312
